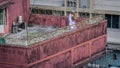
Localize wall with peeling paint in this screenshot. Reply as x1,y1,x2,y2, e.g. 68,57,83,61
0,18,107,68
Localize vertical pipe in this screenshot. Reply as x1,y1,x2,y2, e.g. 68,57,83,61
71,49,74,67
25,0,35,45
111,15,112,28
64,0,67,16
118,15,120,29
89,0,93,19
76,0,79,17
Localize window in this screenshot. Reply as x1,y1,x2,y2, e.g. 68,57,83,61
112,15,119,28
0,9,6,25
32,8,52,15
79,0,90,8
67,0,77,7
79,12,89,18
105,14,111,28
0,9,6,33
105,14,120,29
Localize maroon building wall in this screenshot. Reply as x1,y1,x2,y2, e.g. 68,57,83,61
5,0,30,33
0,20,107,68
29,14,86,27
0,36,107,68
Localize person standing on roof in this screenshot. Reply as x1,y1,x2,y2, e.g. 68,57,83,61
68,10,77,30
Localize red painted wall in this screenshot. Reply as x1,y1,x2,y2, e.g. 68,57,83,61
29,14,86,28
4,0,30,34
0,35,107,68
0,20,107,68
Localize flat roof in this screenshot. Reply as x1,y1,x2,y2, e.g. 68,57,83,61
5,25,58,46
0,15,105,46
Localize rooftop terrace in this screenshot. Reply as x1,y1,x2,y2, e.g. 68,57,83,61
0,14,105,47
0,14,107,68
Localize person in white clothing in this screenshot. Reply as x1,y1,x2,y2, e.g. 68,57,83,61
68,11,77,30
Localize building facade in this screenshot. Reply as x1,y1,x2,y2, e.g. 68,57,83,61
0,14,107,68
30,0,120,50
0,0,29,35
0,0,108,68
30,0,120,29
